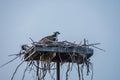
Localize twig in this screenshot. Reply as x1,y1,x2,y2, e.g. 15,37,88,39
77,63,81,80
81,64,84,80
36,60,40,80
40,64,47,80
22,64,29,80
29,37,34,43
0,56,18,68
49,68,55,80
11,51,35,80
66,63,70,80
89,62,93,80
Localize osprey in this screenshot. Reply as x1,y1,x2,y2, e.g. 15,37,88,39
39,31,60,44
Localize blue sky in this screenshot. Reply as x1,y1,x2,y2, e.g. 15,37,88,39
0,0,120,80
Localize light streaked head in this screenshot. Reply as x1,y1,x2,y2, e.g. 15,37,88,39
53,31,60,35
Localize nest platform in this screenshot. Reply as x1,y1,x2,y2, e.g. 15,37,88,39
24,42,93,64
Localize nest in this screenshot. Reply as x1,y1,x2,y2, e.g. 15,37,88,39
1,40,94,80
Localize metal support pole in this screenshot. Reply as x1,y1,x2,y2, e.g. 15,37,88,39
56,62,60,80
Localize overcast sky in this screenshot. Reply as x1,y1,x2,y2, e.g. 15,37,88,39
0,0,120,80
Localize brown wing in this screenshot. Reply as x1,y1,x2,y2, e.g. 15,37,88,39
39,35,55,44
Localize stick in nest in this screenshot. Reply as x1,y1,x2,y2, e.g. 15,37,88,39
66,63,70,80
0,56,18,68
77,63,81,80
11,51,36,80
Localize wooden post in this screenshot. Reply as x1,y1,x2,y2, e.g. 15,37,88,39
56,62,60,80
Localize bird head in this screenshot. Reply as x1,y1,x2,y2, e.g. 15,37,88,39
53,31,60,36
